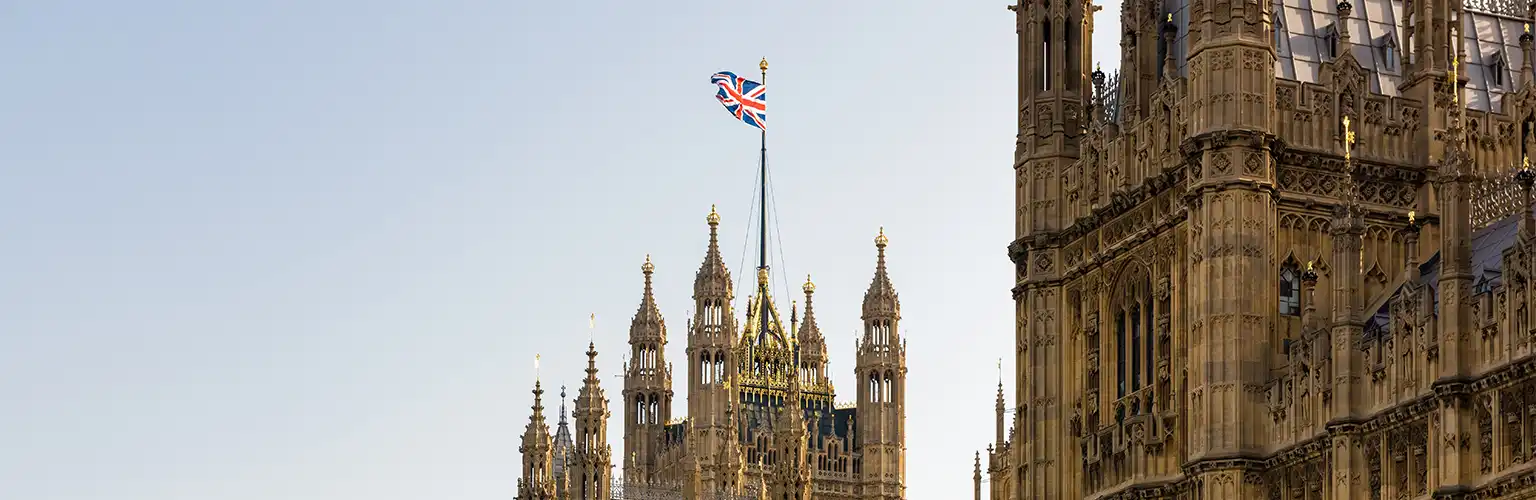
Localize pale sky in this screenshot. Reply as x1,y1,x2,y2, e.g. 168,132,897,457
0,1,1121,499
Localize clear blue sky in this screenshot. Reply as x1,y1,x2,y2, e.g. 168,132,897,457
0,1,1121,499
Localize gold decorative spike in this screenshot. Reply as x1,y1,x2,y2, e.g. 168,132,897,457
1306,260,1313,271
1342,116,1355,162
757,267,770,285
875,226,889,247
535,354,541,381
708,204,721,225
760,58,769,73
803,274,815,294
1408,210,1416,224
1525,156,1530,169
1167,13,1173,22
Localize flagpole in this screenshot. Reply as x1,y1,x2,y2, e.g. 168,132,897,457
757,57,770,342
757,57,769,273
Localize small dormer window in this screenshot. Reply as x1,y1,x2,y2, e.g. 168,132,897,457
1490,51,1508,87
1274,17,1284,48
1322,24,1340,59
1380,34,1398,71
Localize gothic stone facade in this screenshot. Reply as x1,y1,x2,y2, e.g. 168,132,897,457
518,208,908,500
977,0,1536,498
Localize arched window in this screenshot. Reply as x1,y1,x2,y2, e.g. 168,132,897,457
1042,21,1053,91
1280,261,1301,316
1113,265,1153,399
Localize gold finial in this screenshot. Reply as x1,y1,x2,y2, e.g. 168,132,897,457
1306,260,1313,271
535,353,541,381
875,226,889,247
642,254,654,274
803,274,816,294
1167,12,1173,22
757,267,769,285
759,58,769,73
1408,210,1416,224
1527,23,1531,33
707,204,720,226
1525,156,1530,169
1342,116,1355,161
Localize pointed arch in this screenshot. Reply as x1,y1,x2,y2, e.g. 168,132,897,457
1109,261,1154,401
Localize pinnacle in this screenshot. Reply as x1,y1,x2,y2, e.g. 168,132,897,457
633,255,664,327
799,276,822,343
862,227,900,316
696,205,732,295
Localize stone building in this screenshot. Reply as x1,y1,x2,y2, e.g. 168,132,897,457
977,0,1536,498
517,207,908,500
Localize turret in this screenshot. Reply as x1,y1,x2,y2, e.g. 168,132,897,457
516,380,557,500
622,255,672,481
686,205,739,484
1007,0,1093,238
856,227,906,500
797,275,829,390
571,343,611,500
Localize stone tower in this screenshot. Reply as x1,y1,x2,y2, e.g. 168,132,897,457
1006,0,1094,495
570,343,611,500
1182,0,1279,491
687,205,739,487
855,228,905,500
517,380,557,500
622,255,671,481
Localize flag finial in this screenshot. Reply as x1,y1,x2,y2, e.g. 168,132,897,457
760,58,769,73
535,353,541,381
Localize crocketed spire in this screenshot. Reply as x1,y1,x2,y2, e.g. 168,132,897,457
695,205,733,298
574,342,608,419
799,275,822,341
517,380,556,500
862,227,901,319
522,381,552,445
632,254,664,333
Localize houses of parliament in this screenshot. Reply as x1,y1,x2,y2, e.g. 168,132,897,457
514,207,908,500
973,0,1536,497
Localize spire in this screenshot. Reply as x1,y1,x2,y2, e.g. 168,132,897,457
695,205,733,297
995,362,1006,447
862,227,900,319
559,385,569,424
799,275,823,344
631,254,665,336
638,255,659,317
531,380,546,421
585,342,600,384
551,385,575,481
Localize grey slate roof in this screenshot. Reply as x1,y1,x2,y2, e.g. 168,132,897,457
1160,0,1530,113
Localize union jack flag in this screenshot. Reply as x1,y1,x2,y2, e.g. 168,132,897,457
710,71,766,130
